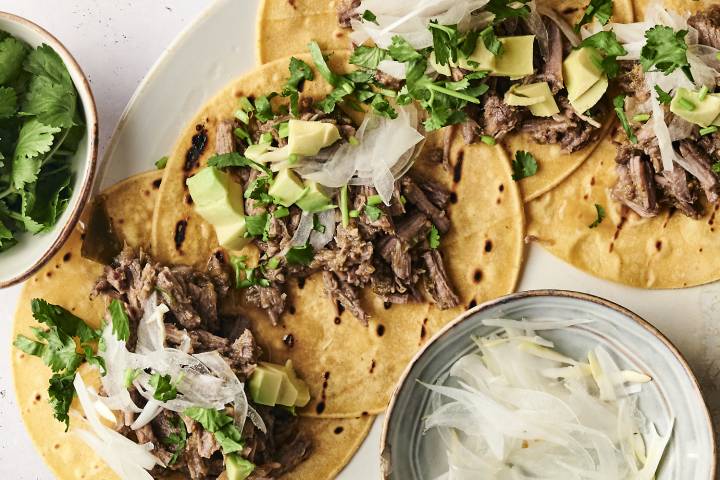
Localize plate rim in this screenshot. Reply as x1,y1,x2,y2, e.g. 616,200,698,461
380,288,717,479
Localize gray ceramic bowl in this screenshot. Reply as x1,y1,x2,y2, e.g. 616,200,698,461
381,290,715,479
0,12,98,288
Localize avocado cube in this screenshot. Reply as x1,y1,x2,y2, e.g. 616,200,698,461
225,454,255,480
257,362,299,407
671,88,720,128
564,47,604,102
249,366,283,406
284,360,310,407
505,82,560,117
491,36,535,78
296,181,332,212
215,220,250,250
268,169,308,207
288,120,341,156
569,75,608,115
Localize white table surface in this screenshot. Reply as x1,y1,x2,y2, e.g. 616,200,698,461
2,1,720,479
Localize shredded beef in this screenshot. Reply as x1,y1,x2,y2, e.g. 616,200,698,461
483,91,525,140
322,271,369,324
244,284,287,325
689,6,720,50
520,95,598,152
422,250,460,309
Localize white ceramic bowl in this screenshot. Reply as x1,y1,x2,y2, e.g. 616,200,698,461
0,12,98,288
382,290,716,479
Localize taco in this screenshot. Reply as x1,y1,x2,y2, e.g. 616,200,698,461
12,171,373,480
150,51,525,416
256,0,635,201
527,1,720,289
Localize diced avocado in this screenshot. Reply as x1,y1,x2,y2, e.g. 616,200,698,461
296,181,332,212
429,51,452,76
288,120,341,156
249,360,311,408
670,88,720,127
258,145,291,164
186,167,250,249
505,82,560,117
268,169,308,207
569,75,608,115
215,220,250,250
564,47,604,103
225,454,255,480
249,366,283,406
459,38,495,72
491,36,535,78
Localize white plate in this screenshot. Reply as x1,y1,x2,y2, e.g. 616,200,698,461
46,0,720,476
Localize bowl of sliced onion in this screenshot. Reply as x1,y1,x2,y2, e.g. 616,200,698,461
381,290,715,480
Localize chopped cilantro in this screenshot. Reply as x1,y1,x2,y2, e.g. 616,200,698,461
207,152,271,175
361,9,378,24
184,407,244,455
613,95,637,144
589,204,606,228
150,373,178,402
282,57,314,116
428,225,440,249
388,36,423,63
575,0,613,32
367,194,382,206
274,206,290,218
160,415,188,465
511,151,538,181
640,26,690,76
578,31,627,78
286,243,314,266
108,299,130,342
154,155,168,169
654,85,672,105
245,213,270,237
254,94,276,122
486,0,530,21
350,46,389,70
266,256,281,270
123,368,141,388
479,26,502,56
365,204,383,221
13,299,102,429
231,255,270,289
712,161,720,174
429,21,459,67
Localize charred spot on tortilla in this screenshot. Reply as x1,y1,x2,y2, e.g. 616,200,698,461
283,333,295,347
376,324,385,337
334,426,344,435
468,298,478,309
334,317,341,325
499,184,505,192
655,241,662,252
369,360,376,373
453,151,464,183
288,305,296,315
316,402,326,414
473,270,483,283
383,301,392,310
152,178,162,189
213,250,226,263
184,125,208,171
484,240,493,253
174,220,188,251
81,196,122,265
449,192,458,204
297,277,306,289
185,194,194,205
420,318,428,340
336,301,345,315
46,272,52,278
63,253,71,262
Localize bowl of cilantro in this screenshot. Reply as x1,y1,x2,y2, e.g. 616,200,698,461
0,12,98,288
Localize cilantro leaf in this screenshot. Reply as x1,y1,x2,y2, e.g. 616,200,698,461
283,57,314,116
150,373,178,401
589,203,605,228
230,255,270,289
613,95,637,144
48,373,76,430
254,94,276,122
309,41,350,89
207,152,271,175
486,0,530,21
184,407,244,455
160,415,188,465
575,0,613,32
22,163,73,232
578,31,627,78
654,85,672,105
0,36,29,85
11,119,61,189
108,300,130,341
23,44,73,87
350,45,389,70
214,425,245,454
245,213,270,237
388,36,423,63
155,156,168,169
0,219,13,249
0,86,17,118
364,204,383,221
286,243,314,266
640,26,689,75
429,22,459,66
20,75,77,128
428,225,440,249
479,26,502,56
511,151,538,181
30,298,99,343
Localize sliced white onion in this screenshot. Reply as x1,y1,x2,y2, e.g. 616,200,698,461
291,211,314,246
301,105,424,205
423,319,672,479
377,59,406,79
73,374,160,479
309,209,336,250
481,318,592,331
130,399,163,430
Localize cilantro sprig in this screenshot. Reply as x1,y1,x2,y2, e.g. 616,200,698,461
13,299,102,429
0,33,83,253
640,26,690,77
589,204,606,228
184,407,245,454
511,151,538,181
575,0,613,32
578,31,627,78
